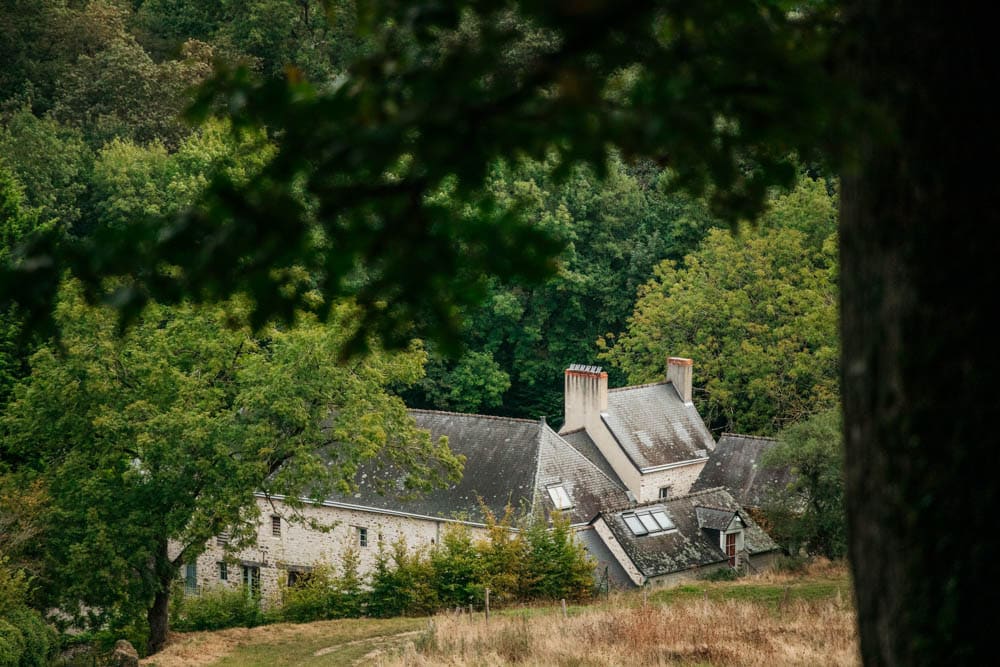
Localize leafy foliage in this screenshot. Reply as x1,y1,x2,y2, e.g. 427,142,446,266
602,176,839,435
170,586,263,631
762,408,846,559
0,558,58,667
276,548,365,623
0,0,855,355
407,156,722,420
0,283,461,649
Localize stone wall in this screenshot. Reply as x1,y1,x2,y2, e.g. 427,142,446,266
637,459,707,503
172,496,486,603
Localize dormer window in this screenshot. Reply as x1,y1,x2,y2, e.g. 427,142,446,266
547,484,573,510
623,509,676,536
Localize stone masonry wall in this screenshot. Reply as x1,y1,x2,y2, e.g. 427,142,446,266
172,496,486,604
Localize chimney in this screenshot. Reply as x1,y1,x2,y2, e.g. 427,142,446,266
563,365,608,432
667,357,693,404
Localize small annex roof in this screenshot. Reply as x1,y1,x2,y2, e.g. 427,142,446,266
321,410,544,524
603,382,715,469
595,487,779,579
695,506,738,531
691,433,794,507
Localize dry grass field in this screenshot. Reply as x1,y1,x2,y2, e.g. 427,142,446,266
144,561,858,666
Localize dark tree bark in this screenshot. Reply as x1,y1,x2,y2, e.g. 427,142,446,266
147,541,173,655
840,3,998,664
146,585,170,656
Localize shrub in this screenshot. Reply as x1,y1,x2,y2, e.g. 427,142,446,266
171,586,263,631
523,512,594,601
430,524,481,608
278,548,365,623
367,538,438,618
0,557,58,666
3,609,58,666
476,506,529,604
0,618,26,667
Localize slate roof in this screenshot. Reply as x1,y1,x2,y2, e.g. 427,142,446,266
596,487,779,579
321,410,629,525
695,506,738,531
691,433,794,507
576,526,635,589
324,410,543,523
534,425,631,525
603,382,716,469
560,428,625,488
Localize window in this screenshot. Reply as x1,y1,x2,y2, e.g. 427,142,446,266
623,509,676,536
358,526,368,548
658,486,672,500
547,484,573,510
651,510,675,531
271,515,281,537
218,562,228,581
242,565,260,596
287,569,312,588
624,514,648,536
185,562,197,591
725,533,738,566
216,531,229,547
638,512,660,533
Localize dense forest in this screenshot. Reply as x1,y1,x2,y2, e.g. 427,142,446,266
0,1,838,434
1,1,848,661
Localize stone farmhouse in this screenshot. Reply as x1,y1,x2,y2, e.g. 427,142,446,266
177,357,781,599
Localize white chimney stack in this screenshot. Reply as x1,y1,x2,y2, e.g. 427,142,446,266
667,357,693,404
563,365,608,432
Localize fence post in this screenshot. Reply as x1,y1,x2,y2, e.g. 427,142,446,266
485,587,490,623
561,598,567,619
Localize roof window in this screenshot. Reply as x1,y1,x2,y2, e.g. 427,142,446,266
547,484,573,510
623,509,676,536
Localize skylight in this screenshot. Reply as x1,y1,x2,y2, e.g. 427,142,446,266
547,484,573,510
652,511,675,531
623,509,676,536
624,514,648,535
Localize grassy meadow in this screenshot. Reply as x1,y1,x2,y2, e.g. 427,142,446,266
143,561,857,667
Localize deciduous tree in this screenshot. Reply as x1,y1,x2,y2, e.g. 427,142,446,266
0,285,461,653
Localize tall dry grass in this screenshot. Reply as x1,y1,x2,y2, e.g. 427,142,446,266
380,595,858,666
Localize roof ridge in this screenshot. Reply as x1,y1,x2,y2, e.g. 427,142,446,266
694,504,737,513
607,380,669,393
408,408,539,424
667,486,731,502
559,426,586,435
720,432,779,442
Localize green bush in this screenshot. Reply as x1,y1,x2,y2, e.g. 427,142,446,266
523,512,594,601
0,557,58,667
278,548,365,623
2,609,57,667
367,539,438,618
0,618,26,667
171,586,263,632
430,524,481,608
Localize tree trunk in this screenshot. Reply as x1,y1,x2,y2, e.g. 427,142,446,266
840,3,998,664
146,583,171,656
147,538,174,656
